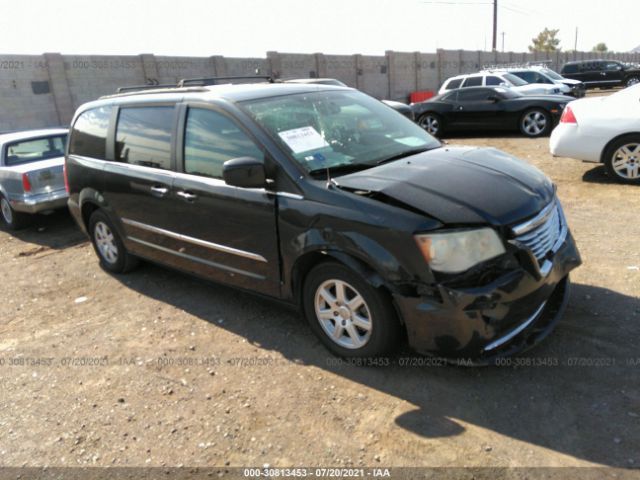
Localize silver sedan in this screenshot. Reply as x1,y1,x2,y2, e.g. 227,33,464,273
0,128,68,229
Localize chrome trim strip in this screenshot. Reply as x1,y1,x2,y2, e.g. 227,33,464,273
511,200,556,236
128,236,265,280
484,301,548,352
275,191,304,200
122,218,268,263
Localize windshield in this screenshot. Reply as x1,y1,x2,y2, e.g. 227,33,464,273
241,90,440,175
542,68,563,80
5,134,67,166
503,73,528,86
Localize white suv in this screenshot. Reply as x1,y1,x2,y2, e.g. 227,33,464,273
439,72,560,96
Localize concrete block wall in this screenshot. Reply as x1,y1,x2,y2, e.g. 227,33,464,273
2,49,640,131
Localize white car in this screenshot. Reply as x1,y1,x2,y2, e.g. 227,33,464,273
439,72,560,96
493,66,586,98
550,85,640,184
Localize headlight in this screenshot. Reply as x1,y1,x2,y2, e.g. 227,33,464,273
414,228,506,274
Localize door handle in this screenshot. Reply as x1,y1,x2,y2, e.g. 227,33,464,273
177,190,198,202
457,106,464,111
150,185,169,197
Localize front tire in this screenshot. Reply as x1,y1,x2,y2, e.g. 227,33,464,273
418,112,443,137
625,76,640,88
603,135,640,184
302,261,400,358
519,108,551,137
0,195,30,230
89,210,139,273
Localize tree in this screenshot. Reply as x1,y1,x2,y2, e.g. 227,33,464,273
529,28,561,53
592,43,608,53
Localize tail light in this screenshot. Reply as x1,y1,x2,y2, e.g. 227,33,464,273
22,173,32,193
560,105,577,124
63,161,69,193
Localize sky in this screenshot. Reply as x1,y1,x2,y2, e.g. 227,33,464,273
1,0,638,57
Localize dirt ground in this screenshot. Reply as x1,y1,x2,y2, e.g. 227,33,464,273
0,116,639,473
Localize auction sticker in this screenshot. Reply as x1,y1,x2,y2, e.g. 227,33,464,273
278,126,329,153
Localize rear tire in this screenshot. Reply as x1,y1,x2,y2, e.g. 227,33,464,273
89,210,139,273
603,135,640,184
519,108,551,138
0,195,30,230
302,261,400,358
418,113,444,137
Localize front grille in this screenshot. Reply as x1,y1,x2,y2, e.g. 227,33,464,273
512,201,566,264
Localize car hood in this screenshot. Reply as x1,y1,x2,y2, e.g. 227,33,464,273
337,146,554,226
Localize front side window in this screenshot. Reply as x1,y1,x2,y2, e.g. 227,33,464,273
5,135,67,166
69,106,111,158
184,108,263,179
241,90,440,175
604,62,622,72
115,106,174,170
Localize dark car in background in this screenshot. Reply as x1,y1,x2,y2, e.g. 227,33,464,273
65,80,580,363
412,86,571,138
560,60,640,89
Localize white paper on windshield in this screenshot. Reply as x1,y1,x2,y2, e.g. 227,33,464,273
394,136,427,147
278,126,329,154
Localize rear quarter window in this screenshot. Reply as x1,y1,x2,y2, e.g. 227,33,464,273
462,76,483,87
69,106,112,159
445,78,463,90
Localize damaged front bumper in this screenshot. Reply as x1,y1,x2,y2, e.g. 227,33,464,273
393,229,581,363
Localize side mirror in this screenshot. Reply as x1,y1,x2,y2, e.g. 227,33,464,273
223,156,267,188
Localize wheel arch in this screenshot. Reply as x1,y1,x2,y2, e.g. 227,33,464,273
290,249,405,324
599,132,640,164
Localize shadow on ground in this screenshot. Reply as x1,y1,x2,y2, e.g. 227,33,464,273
0,209,86,249
113,262,640,467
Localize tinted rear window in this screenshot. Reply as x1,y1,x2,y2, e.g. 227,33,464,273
69,106,112,159
462,76,483,87
562,64,578,74
115,106,174,170
446,78,463,89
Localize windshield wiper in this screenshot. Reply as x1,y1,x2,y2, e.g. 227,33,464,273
308,163,374,177
375,147,433,166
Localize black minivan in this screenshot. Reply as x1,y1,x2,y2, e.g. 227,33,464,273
65,81,581,363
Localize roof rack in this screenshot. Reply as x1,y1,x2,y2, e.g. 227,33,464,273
110,75,276,98
482,60,554,70
177,75,274,87
116,84,177,93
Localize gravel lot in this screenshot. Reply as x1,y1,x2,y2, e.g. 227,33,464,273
0,118,639,472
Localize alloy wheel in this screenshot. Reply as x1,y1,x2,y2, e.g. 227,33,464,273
94,221,119,264
611,143,640,180
626,77,640,87
522,111,547,136
420,115,440,135
314,279,372,349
